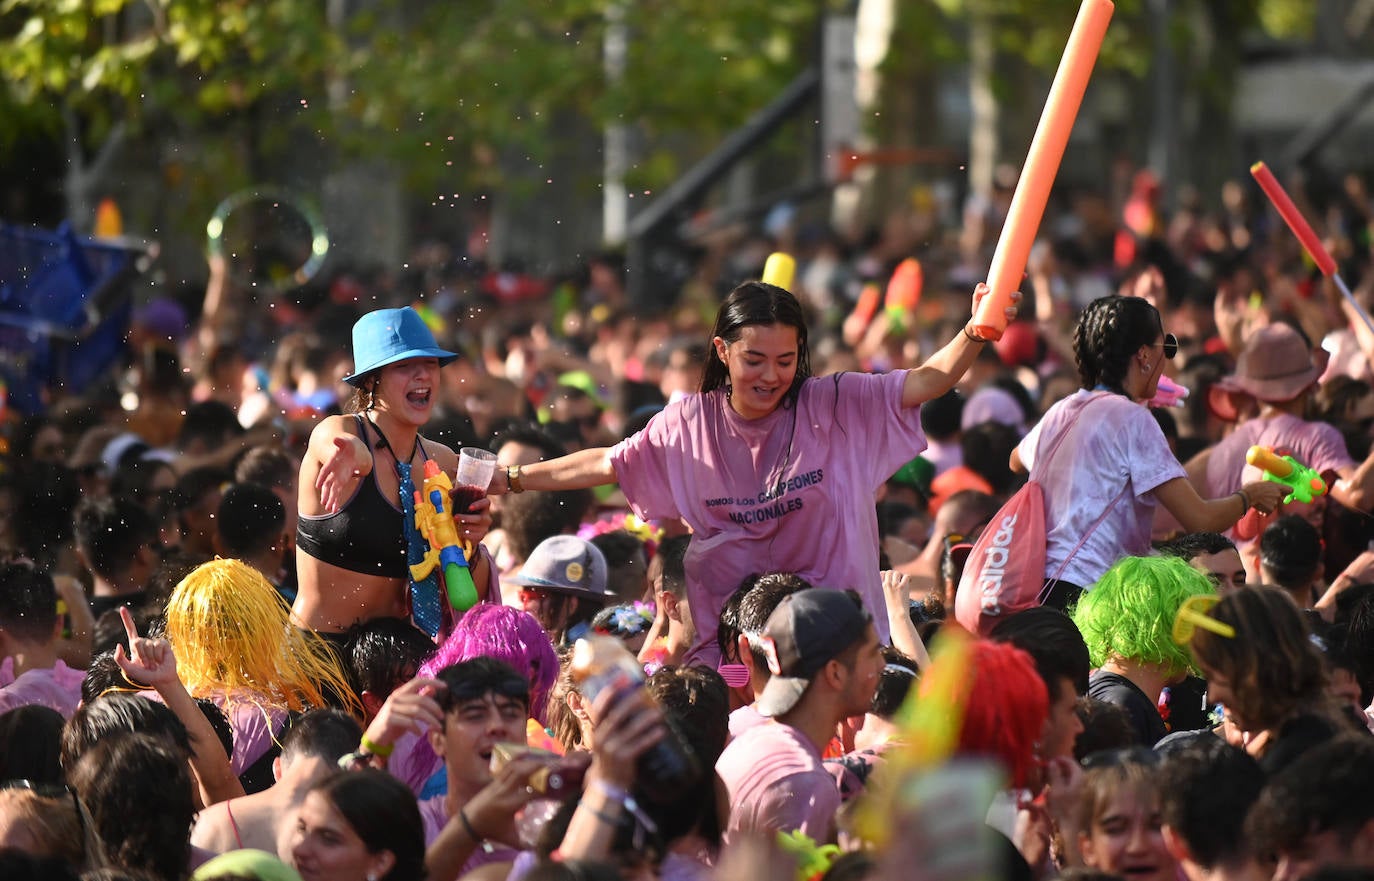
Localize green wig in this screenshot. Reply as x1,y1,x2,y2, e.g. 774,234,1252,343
1072,555,1215,674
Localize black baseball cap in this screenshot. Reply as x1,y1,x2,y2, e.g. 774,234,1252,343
756,588,872,717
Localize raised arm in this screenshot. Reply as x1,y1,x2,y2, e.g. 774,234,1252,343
300,415,372,515
485,446,617,495
902,284,1021,408
1151,476,1284,534
114,607,245,805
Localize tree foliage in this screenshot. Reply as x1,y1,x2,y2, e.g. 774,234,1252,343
0,0,825,200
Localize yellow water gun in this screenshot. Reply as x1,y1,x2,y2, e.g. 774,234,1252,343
410,460,480,612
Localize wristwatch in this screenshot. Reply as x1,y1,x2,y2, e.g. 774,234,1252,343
505,464,525,494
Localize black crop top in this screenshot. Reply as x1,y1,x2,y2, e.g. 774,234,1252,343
296,415,428,579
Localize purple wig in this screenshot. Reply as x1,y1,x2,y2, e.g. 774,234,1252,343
421,604,558,724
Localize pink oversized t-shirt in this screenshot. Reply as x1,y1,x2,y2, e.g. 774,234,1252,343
715,719,840,844
1203,412,1354,565
611,371,925,665
0,658,84,719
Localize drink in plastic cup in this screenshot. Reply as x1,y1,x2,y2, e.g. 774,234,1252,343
454,447,498,513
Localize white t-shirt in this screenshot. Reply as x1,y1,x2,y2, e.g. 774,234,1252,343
1017,390,1185,587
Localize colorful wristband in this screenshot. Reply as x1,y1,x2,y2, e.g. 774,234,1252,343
359,735,394,758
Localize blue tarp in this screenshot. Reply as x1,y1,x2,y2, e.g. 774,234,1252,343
0,223,140,414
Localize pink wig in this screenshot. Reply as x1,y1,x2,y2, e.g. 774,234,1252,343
420,604,558,724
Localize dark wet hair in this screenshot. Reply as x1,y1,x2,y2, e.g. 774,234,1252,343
0,561,57,643
0,705,65,784
700,281,811,405
309,771,426,881
346,616,438,701
1073,295,1163,394
61,693,192,771
990,606,1091,699
72,497,157,581
1157,532,1236,559
68,732,194,881
281,708,364,766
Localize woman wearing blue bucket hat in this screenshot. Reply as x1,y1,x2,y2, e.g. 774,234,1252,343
293,306,495,641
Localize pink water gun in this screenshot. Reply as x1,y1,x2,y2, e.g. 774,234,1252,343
1148,375,1189,409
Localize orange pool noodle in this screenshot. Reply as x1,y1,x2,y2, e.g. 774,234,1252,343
884,258,924,313
973,0,1114,341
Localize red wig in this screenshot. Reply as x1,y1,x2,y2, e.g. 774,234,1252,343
953,640,1049,788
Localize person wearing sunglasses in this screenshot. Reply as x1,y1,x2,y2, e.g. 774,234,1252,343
1189,586,1348,774
1010,295,1284,612
0,779,104,873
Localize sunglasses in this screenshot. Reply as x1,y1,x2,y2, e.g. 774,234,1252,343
0,779,89,843
1154,333,1179,360
440,676,530,710
717,662,751,689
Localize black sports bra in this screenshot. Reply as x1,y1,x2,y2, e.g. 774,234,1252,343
296,415,429,578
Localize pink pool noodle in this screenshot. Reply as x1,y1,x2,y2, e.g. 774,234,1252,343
1250,162,1338,277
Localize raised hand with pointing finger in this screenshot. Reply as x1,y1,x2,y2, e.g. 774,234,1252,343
114,606,179,689
112,606,246,805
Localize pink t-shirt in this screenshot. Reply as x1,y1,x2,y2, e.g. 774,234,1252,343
715,719,840,844
419,794,519,872
611,372,925,665
1017,390,1185,587
1203,412,1354,562
145,689,288,776
0,658,84,719
728,703,767,740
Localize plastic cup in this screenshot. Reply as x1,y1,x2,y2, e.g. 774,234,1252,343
454,447,498,512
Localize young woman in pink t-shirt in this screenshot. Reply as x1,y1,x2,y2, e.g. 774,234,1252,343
487,281,1018,665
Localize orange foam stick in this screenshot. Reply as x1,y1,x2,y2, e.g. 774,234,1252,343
972,0,1114,341
761,252,796,291
852,281,881,326
884,258,924,313
1250,162,1338,277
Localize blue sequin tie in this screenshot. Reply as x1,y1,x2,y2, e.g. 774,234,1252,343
397,461,442,637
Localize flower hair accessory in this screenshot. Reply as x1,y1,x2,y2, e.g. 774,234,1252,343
577,513,664,559
590,602,655,640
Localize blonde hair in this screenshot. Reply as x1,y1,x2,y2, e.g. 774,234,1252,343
165,558,359,714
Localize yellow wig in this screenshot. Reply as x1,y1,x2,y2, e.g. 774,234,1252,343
165,558,358,714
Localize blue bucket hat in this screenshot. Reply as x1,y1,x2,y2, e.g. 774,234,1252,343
343,306,458,386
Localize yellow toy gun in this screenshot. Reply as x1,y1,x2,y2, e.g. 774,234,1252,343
410,460,480,612
1246,446,1326,505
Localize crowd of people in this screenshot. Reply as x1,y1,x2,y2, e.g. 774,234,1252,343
3,160,1374,881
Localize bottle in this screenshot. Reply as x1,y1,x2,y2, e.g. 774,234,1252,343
569,635,701,798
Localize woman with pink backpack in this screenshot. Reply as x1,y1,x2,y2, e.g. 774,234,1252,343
1010,296,1283,612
